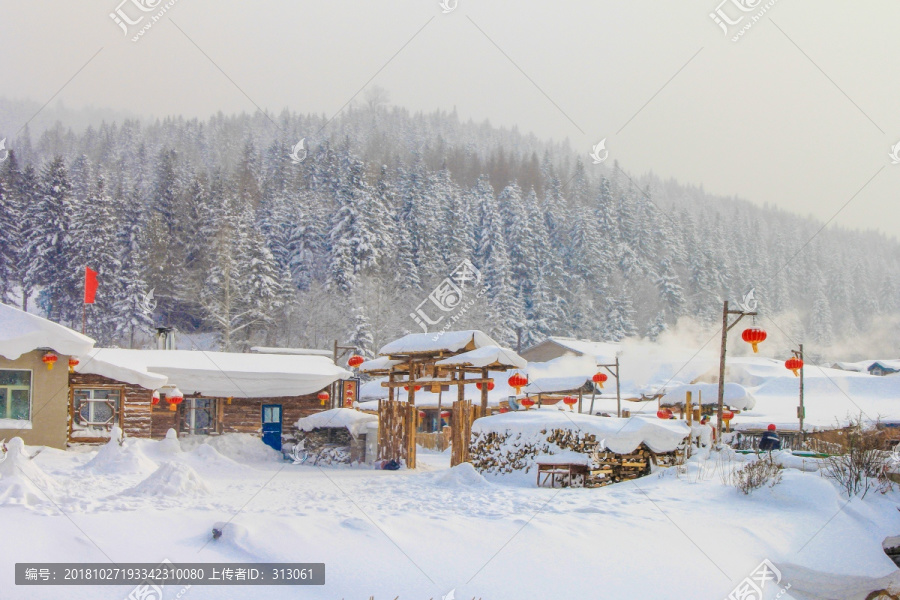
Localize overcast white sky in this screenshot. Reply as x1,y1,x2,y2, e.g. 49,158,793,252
1,1,898,236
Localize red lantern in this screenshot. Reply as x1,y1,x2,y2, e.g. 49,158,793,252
785,357,803,377
317,391,330,406
165,387,183,412
404,384,422,392
592,372,608,389
657,408,673,419
418,410,426,419
520,397,535,410
42,352,58,370
499,407,509,413
722,410,735,421
347,355,364,368
151,390,160,406
741,327,767,353
508,373,528,394
68,358,79,373
476,381,495,391
562,395,578,410
440,410,450,419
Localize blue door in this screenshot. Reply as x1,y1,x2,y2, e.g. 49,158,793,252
261,404,283,451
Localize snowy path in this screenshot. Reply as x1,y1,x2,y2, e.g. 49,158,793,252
1,438,898,600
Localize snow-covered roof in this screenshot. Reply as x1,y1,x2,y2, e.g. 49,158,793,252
524,376,592,395
660,382,756,410
358,356,404,373
0,303,95,361
76,349,169,390
434,345,527,369
528,337,622,362
471,410,690,454
75,349,351,397
378,330,498,356
294,408,377,437
250,346,334,357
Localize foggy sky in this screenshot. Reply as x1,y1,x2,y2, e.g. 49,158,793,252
1,0,898,237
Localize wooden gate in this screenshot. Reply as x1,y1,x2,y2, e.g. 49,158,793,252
377,399,417,468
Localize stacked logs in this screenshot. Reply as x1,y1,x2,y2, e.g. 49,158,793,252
470,427,683,485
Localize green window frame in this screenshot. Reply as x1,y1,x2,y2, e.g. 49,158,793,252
0,369,33,422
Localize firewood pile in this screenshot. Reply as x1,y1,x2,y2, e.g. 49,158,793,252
288,427,355,464
470,427,684,486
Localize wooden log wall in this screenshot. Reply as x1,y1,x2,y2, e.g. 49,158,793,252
68,373,153,441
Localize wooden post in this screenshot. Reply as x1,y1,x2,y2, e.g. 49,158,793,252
615,357,621,418
716,301,729,445
685,391,692,426
798,344,805,445
480,367,488,415
578,390,583,414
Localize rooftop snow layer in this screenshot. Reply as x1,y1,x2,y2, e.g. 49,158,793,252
75,348,351,397
378,330,498,356
660,382,755,410
524,375,593,395
294,408,378,437
471,410,691,454
434,345,527,369
0,303,94,360
358,356,404,373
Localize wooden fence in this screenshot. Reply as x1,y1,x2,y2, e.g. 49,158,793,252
416,429,451,452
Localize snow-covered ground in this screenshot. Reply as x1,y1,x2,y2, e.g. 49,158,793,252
1,432,898,600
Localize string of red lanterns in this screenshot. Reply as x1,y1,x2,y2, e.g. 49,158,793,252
476,381,495,391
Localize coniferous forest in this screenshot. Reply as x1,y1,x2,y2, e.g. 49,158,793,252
1,98,897,357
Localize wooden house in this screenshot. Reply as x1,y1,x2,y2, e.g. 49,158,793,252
0,303,95,449
70,348,351,450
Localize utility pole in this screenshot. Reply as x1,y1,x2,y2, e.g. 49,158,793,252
717,301,757,445
791,344,805,445
590,359,621,417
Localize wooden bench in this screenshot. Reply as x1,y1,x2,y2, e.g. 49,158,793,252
536,462,589,488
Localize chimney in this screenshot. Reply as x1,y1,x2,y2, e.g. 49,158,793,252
155,327,176,350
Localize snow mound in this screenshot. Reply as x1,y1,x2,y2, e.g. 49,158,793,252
0,438,58,507
82,427,157,475
179,433,281,464
123,462,209,499
189,443,241,467
295,408,377,437
428,463,490,488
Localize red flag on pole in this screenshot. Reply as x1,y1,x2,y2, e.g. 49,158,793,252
84,267,98,304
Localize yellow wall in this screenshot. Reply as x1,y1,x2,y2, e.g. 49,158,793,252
0,350,70,449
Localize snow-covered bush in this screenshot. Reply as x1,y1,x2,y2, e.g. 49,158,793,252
824,416,891,498
729,454,782,495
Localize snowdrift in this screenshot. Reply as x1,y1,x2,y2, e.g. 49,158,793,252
122,461,209,499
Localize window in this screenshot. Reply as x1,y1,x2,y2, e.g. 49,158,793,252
262,405,281,424
0,369,32,422
182,398,216,435
72,388,121,436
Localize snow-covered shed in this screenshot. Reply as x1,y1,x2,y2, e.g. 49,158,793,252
289,408,379,465
71,348,351,449
0,303,95,448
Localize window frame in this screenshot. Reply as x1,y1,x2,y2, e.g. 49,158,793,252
0,368,33,423
181,397,217,436
69,384,125,438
